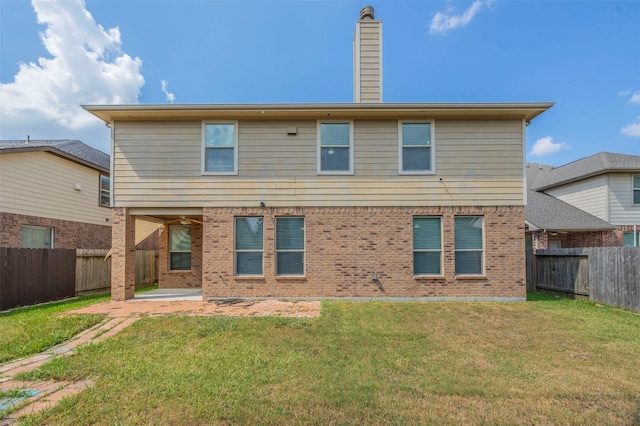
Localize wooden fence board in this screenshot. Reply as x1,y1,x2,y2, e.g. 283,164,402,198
527,247,640,313
0,248,76,311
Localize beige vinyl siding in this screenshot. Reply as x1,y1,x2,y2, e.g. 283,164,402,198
608,173,640,225
0,151,111,225
354,20,382,103
545,175,608,221
112,118,524,207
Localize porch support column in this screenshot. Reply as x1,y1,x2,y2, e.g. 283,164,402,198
201,207,216,300
111,207,136,300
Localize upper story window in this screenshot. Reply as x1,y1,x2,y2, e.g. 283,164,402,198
317,121,354,174
399,121,434,174
454,216,484,275
633,175,640,205
413,216,442,276
20,225,54,248
202,122,238,175
99,174,110,207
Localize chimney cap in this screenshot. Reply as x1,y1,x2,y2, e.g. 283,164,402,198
360,5,374,20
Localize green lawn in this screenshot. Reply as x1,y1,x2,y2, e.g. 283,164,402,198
0,295,108,363
16,296,640,425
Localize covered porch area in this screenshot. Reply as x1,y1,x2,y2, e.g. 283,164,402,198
111,207,205,301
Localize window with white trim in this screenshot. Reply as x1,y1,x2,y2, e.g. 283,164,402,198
399,121,434,174
20,225,54,248
169,225,191,270
202,122,238,174
633,175,640,205
276,217,305,276
235,217,264,276
413,217,442,275
317,121,353,174
99,174,110,207
454,216,484,275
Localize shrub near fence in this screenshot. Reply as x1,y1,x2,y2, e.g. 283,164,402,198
0,248,76,311
527,247,640,313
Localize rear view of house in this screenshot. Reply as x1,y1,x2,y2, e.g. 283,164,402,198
0,139,111,249
85,7,552,301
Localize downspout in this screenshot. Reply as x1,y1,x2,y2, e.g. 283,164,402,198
635,224,637,247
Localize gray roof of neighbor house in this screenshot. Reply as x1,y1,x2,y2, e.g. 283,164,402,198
531,152,640,191
526,163,616,232
0,139,109,172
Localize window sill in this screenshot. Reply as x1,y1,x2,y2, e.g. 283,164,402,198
399,171,435,176
455,275,487,280
275,276,307,281
202,171,238,176
168,270,192,273
414,275,444,280
317,171,354,176
234,276,266,281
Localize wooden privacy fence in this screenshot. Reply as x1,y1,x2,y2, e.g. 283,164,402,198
1,248,159,310
0,248,76,311
76,249,158,295
527,247,640,313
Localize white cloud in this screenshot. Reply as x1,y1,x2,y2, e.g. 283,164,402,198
161,80,175,103
529,136,567,157
621,116,640,137
618,90,631,97
629,92,640,105
0,0,144,152
429,0,493,35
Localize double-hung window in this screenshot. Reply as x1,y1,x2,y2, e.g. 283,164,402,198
317,121,354,174
413,217,442,275
202,122,238,174
235,217,264,276
276,217,305,276
20,225,54,248
169,225,191,270
99,174,110,207
633,175,640,205
399,121,434,174
454,216,484,275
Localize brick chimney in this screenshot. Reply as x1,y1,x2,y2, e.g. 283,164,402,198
353,5,382,103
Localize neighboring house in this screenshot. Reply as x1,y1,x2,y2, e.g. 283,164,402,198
0,139,112,249
84,7,552,301
526,152,640,250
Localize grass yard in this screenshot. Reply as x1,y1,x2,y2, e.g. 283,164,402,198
0,295,108,363
17,296,640,425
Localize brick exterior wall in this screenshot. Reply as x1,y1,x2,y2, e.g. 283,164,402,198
158,223,203,288
0,212,111,249
187,205,528,299
111,208,135,301
529,229,623,251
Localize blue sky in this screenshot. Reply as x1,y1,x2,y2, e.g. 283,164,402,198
1,0,639,165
